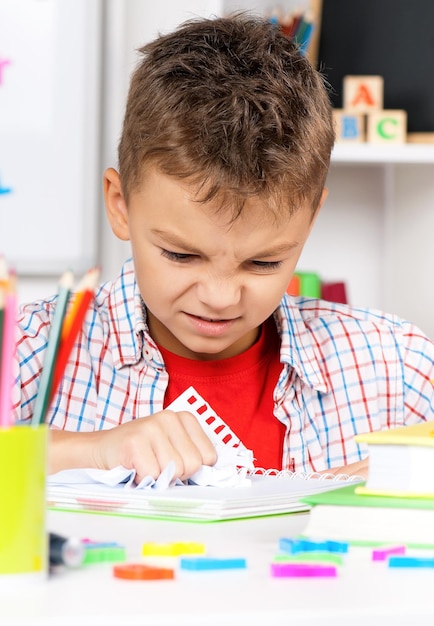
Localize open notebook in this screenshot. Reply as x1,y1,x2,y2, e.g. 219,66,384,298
47,387,362,522
47,469,362,522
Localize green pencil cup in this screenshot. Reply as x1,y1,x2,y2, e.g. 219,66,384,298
0,425,47,579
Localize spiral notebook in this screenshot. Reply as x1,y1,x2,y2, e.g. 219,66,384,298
47,387,362,521
47,469,362,522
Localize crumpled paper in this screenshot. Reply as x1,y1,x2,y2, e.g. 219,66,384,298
48,387,255,490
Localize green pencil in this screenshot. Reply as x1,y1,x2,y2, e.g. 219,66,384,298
31,270,74,426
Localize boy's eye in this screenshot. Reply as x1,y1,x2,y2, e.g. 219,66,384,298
251,260,283,271
161,249,283,271
161,249,194,263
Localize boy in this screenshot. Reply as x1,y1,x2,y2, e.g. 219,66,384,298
13,15,434,483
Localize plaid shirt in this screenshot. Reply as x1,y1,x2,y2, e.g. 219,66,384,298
13,258,434,472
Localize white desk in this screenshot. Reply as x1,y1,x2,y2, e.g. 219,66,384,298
3,508,434,626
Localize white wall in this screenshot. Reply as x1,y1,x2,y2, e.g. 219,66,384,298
299,165,386,310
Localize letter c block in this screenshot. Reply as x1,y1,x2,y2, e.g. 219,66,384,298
367,110,407,143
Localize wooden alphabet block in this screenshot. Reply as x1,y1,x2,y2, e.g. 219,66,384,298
333,109,365,142
343,75,384,112
367,110,407,143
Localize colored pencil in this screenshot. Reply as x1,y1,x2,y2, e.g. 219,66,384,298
51,266,100,400
288,10,303,39
31,269,74,426
0,270,17,427
298,12,314,56
0,287,4,383
0,256,8,378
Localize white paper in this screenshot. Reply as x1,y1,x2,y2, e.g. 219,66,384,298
48,387,254,490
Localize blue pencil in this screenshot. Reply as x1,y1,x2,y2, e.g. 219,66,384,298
299,19,314,56
31,270,74,426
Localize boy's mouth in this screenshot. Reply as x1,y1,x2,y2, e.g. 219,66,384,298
186,313,238,336
197,316,228,323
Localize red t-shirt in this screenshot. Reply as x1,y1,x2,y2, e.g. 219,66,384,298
159,316,285,470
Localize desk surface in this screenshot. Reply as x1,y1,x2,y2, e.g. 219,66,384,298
3,508,434,626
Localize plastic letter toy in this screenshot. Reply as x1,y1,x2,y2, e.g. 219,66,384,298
142,542,206,557
273,552,343,566
278,538,348,555
271,562,337,578
82,541,126,565
388,556,434,569
180,557,247,571
113,563,175,580
372,546,406,561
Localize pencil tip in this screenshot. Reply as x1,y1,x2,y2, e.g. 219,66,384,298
60,269,75,289
0,255,8,281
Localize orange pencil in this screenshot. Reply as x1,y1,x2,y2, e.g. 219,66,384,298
60,267,98,340
51,267,100,399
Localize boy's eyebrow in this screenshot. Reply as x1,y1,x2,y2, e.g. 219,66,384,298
250,242,301,257
150,229,203,254
151,229,300,258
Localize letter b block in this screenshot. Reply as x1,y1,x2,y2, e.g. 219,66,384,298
333,109,365,142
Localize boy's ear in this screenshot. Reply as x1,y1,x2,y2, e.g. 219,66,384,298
308,187,328,228
318,187,328,210
104,168,130,241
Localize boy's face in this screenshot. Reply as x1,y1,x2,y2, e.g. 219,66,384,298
105,167,324,361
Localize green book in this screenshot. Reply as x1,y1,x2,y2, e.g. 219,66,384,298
300,484,434,547
301,483,434,510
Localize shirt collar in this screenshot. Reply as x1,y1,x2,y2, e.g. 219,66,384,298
108,258,147,368
273,295,328,393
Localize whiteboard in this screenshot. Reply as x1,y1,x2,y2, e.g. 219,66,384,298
0,0,102,275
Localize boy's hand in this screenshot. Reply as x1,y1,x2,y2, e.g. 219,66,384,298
93,410,217,484
318,458,369,480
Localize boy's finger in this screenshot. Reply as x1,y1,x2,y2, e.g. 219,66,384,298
133,444,162,483
175,411,218,467
151,434,203,481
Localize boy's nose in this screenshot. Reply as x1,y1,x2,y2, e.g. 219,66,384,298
196,275,241,311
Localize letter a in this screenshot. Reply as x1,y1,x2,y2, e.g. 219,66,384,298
350,84,375,107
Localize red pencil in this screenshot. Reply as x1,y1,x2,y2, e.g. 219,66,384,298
288,10,303,39
51,267,100,400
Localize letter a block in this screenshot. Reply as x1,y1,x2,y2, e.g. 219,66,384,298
333,109,365,142
367,110,407,143
343,75,384,113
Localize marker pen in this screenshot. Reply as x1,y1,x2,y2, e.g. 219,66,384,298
49,532,85,568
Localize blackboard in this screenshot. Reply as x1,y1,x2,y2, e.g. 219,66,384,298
318,0,434,133
0,0,102,275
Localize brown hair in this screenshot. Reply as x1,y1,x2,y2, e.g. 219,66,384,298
118,13,335,217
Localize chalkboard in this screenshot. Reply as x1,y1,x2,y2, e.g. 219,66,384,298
0,0,102,275
318,0,434,133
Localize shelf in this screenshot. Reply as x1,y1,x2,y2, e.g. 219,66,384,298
331,143,434,165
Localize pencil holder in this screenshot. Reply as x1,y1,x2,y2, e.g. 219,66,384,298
0,425,48,580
